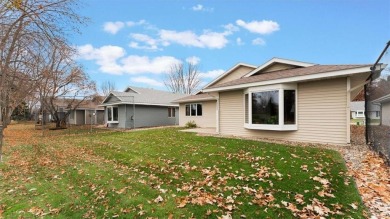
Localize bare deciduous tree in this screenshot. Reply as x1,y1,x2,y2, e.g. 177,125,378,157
164,61,201,94
100,80,117,96
38,41,96,129
0,0,87,161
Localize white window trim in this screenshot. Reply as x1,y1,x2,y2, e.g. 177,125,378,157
356,110,365,118
107,106,119,123
185,103,202,117
244,83,298,131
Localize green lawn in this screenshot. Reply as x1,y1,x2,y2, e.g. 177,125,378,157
0,124,365,218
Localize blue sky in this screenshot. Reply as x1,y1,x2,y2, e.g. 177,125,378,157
71,0,390,92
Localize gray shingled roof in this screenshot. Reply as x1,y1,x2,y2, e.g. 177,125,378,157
102,86,188,106
350,101,380,111
206,64,371,89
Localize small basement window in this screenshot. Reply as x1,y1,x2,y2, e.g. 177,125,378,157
244,84,297,131
107,106,118,123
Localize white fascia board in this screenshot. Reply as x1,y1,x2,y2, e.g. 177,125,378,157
203,66,372,93
244,57,316,78
173,97,217,103
100,102,179,107
203,63,256,88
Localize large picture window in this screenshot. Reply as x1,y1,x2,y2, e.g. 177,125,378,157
244,84,297,131
185,103,202,116
107,106,118,123
252,90,279,124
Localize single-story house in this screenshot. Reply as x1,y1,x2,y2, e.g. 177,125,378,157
101,86,187,129
350,101,380,120
173,57,387,145
373,93,390,126
42,97,105,125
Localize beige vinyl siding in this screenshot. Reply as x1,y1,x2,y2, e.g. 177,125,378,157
179,101,216,128
214,66,255,86
381,102,390,126
260,63,299,73
219,77,348,144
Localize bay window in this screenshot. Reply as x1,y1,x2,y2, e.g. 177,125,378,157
244,84,297,131
107,106,118,123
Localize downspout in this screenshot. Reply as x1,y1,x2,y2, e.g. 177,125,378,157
125,104,127,129
366,40,390,144
346,77,351,144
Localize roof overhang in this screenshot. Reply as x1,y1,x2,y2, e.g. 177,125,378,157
244,57,316,77
172,96,217,103
372,93,390,104
203,65,380,93
99,102,179,107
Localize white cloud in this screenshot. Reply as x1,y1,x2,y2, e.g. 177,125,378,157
103,21,125,34
131,76,164,87
192,4,203,11
186,56,200,65
236,19,280,34
236,37,244,46
126,20,146,27
192,4,213,12
120,55,181,74
77,44,181,75
159,29,229,49
129,33,160,50
199,69,225,79
223,23,239,34
77,44,125,74
252,38,266,46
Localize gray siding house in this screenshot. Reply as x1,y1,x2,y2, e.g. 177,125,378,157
51,98,105,125
350,101,380,125
101,86,187,129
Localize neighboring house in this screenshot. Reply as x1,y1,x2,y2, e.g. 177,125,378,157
373,93,390,126
350,101,380,120
54,98,105,125
100,86,187,129
174,57,387,145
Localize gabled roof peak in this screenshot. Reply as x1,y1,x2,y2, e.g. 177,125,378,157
124,86,140,93
244,57,316,77
203,63,256,89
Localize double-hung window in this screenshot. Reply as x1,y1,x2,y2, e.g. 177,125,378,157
107,106,118,123
244,84,297,131
168,107,176,117
185,103,202,116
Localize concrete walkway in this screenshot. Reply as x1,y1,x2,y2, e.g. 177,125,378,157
180,127,218,135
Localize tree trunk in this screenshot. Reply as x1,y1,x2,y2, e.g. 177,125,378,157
0,125,3,162
56,119,61,128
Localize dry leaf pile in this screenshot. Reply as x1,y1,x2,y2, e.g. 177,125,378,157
343,148,390,219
